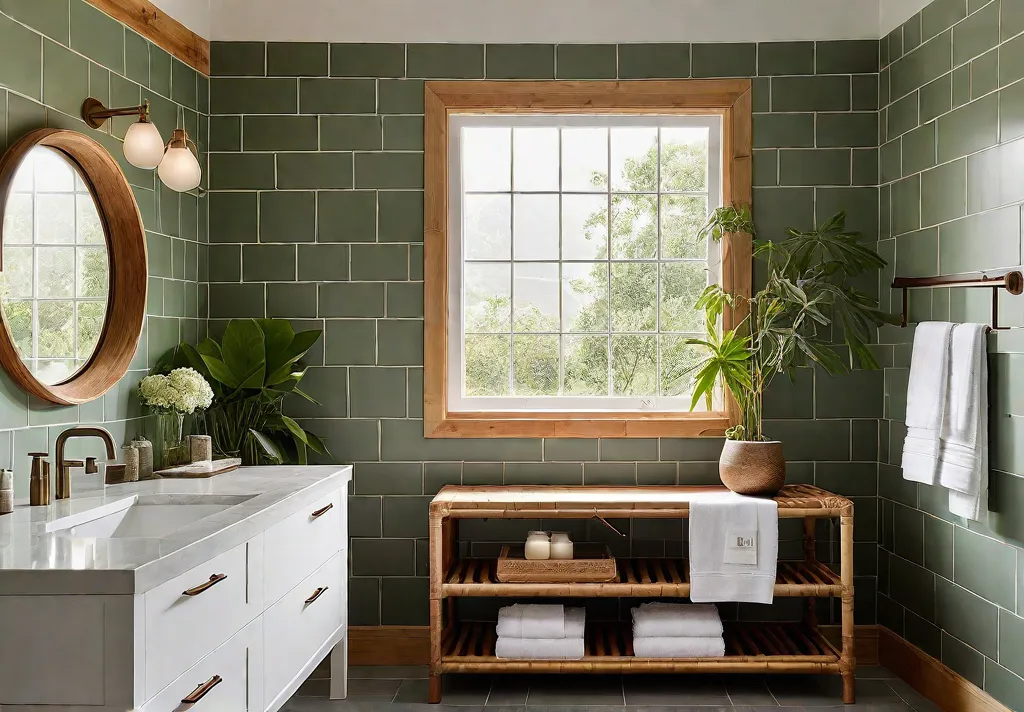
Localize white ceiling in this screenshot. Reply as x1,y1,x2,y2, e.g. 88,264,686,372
155,0,928,44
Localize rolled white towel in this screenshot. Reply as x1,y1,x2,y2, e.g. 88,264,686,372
633,636,726,658
495,636,584,659
497,604,584,639
631,603,723,639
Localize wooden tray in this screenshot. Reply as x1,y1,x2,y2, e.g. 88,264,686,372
154,458,241,478
496,545,618,583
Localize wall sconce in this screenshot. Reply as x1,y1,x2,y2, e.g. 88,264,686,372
81,98,202,193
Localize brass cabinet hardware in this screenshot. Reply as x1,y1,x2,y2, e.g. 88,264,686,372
182,573,227,597
311,502,334,519
181,675,222,704
305,586,328,605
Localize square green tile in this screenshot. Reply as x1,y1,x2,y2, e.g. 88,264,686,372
266,283,317,318
299,78,375,113
378,191,424,242
1001,80,1024,142
852,148,878,186
211,41,266,76
937,578,999,658
208,283,265,318
324,319,375,364
268,42,328,76
890,30,952,100
319,282,385,317
243,115,318,151
209,153,276,190
88,62,109,108
967,138,1024,213
752,149,778,187
889,555,935,620
904,14,923,52
386,281,424,318
407,43,483,78
1005,0,1024,40
972,47,999,98
891,174,921,235
772,76,850,112
954,0,999,66
318,190,376,242
617,43,689,79
887,90,920,137
852,74,879,110
242,244,296,282
752,113,814,148
939,205,1021,272
171,59,197,109
888,26,904,64
1,0,68,43
378,79,424,114
999,611,1024,680
778,149,851,186
751,187,813,238
921,158,966,226
691,43,755,78
354,153,423,189
70,0,124,74
937,92,998,161
124,29,150,85
159,183,180,238
331,43,405,77
261,191,316,243
350,367,406,418
816,112,877,148
814,186,878,237
816,39,879,74
758,42,813,76
211,78,296,114
320,115,382,151
923,0,967,40
751,76,770,112
209,192,258,243
42,39,88,117
377,319,423,365
893,504,924,564
351,244,408,281
209,244,240,282
902,122,936,176
952,63,972,107
880,138,902,184
209,116,241,152
278,153,353,189
919,73,952,123
879,65,891,107
954,526,1017,610
554,44,616,79
383,115,423,150
298,244,349,282
486,44,555,79
943,632,985,689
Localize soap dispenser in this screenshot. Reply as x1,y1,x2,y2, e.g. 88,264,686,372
29,453,50,506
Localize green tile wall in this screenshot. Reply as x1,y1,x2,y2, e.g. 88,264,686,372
879,0,1024,707
0,2,208,496
209,39,882,629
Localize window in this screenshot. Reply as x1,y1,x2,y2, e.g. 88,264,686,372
425,81,752,438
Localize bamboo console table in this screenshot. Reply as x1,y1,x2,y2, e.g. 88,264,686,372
428,484,855,704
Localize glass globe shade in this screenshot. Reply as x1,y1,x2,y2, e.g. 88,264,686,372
158,145,202,192
122,120,165,169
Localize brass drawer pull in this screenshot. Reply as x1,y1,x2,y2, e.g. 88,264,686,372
311,502,334,519
305,586,329,605
181,674,222,704
182,573,227,597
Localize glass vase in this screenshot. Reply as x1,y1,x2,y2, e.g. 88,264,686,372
156,411,190,470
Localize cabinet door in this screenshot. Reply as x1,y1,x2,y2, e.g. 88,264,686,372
264,489,344,607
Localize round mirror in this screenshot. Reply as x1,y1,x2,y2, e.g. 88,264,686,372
0,129,147,405
2,146,110,385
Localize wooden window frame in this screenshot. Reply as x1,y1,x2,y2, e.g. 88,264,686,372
424,80,752,438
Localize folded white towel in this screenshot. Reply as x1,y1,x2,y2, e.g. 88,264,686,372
633,636,726,658
631,603,723,639
495,636,584,659
939,323,989,521
689,491,778,604
902,321,955,485
496,604,584,639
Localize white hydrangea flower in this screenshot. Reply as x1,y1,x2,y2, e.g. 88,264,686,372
138,368,214,414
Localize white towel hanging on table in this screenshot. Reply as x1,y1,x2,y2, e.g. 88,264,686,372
901,321,955,485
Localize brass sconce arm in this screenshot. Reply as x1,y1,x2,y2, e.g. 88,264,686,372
82,98,152,129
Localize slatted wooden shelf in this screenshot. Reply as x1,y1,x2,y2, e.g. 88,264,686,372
444,558,841,597
440,622,841,673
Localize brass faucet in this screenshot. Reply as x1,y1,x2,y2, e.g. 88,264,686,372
55,426,117,500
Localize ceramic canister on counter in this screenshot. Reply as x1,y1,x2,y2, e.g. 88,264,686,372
132,437,153,480
122,445,140,482
188,435,213,463
0,469,13,515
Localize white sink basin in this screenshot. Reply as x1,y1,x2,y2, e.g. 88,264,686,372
45,494,256,539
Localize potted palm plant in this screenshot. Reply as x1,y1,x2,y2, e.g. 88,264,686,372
685,207,897,495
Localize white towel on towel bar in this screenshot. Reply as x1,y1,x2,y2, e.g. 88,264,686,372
631,603,723,639
496,604,584,639
633,636,726,658
902,321,955,485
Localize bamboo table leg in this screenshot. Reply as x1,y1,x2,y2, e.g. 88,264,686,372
839,513,856,704
802,517,818,630
428,508,449,704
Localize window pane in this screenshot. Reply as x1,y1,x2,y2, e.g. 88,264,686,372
514,262,559,332
513,194,558,260
462,127,510,191
563,335,609,395
612,334,656,395
610,262,657,332
610,194,657,259
4,193,32,244
562,194,607,260
465,263,510,332
661,127,708,192
611,127,657,192
34,148,75,192
660,262,708,332
465,334,510,396
661,334,703,398
513,334,558,395
4,300,32,355
661,195,708,259
2,246,33,298
35,359,75,384
464,194,511,260
37,300,74,357
77,194,104,245
77,301,106,359
11,156,32,191
561,128,607,192
36,194,75,244
37,247,75,298
562,262,607,333
77,247,109,298
513,127,559,191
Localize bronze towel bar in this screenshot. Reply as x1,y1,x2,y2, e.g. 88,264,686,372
891,270,1024,329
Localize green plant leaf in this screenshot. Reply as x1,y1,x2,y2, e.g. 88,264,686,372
249,429,283,463
222,319,267,389
266,330,322,385
258,319,295,378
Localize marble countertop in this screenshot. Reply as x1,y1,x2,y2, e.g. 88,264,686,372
0,465,351,595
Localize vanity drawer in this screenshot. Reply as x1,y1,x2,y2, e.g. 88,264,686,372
141,618,263,712
264,551,345,707
263,489,344,605
144,538,262,698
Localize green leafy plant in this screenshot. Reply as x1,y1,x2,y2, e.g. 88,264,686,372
685,208,899,441
155,319,329,465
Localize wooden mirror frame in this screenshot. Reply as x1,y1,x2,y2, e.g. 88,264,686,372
0,129,148,405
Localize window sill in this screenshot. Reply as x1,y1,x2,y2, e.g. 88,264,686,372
425,412,731,438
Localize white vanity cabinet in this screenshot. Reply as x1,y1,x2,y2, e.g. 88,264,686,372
0,466,350,712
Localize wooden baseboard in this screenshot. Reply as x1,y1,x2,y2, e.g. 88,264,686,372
350,626,430,666
879,626,1011,712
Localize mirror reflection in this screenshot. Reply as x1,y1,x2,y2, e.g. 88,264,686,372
1,146,110,386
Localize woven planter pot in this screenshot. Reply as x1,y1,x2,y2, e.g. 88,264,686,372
719,440,786,496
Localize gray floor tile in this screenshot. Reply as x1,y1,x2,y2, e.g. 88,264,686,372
885,679,941,712
767,677,901,707
725,677,779,705
347,678,404,699
855,667,897,680
527,675,626,706
623,674,730,706
352,666,431,679
486,674,530,705
395,677,492,705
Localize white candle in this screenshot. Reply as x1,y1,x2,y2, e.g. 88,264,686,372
524,531,551,560
550,532,573,559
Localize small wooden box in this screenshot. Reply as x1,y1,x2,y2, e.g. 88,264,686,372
496,545,618,583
